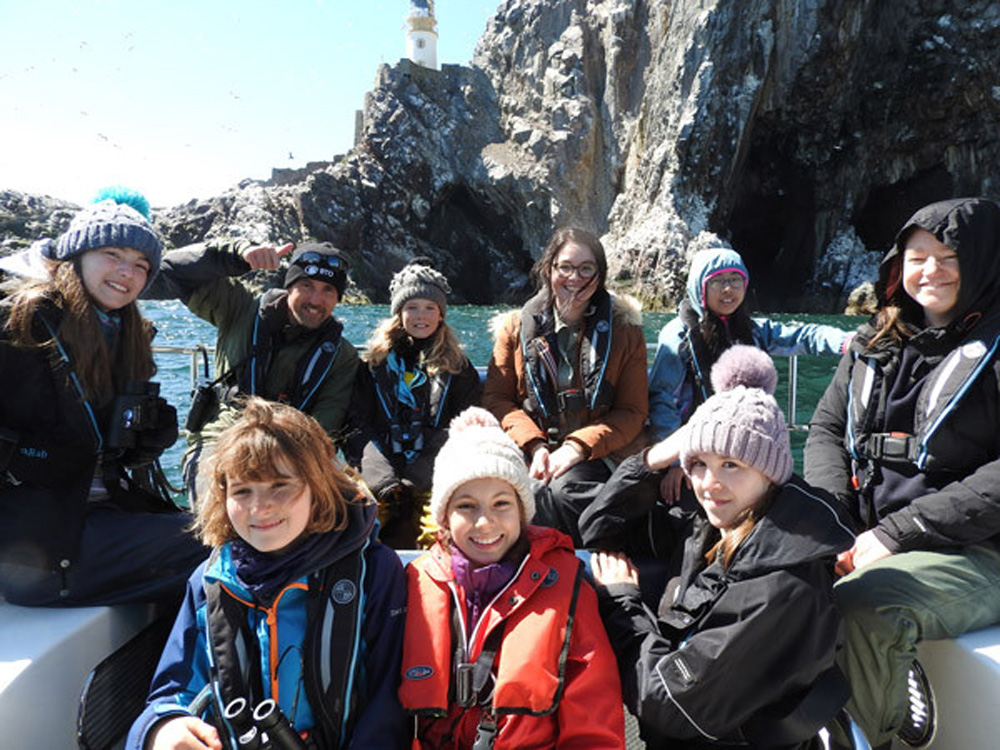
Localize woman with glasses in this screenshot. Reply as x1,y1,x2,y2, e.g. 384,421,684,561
482,227,648,546
648,246,849,502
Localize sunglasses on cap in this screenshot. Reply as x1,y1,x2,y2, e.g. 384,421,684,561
294,251,348,271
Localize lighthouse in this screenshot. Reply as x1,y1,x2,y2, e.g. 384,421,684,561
406,0,438,70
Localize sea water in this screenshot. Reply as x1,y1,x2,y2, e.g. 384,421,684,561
141,300,859,493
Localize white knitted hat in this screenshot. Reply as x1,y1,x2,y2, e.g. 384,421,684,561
430,407,535,526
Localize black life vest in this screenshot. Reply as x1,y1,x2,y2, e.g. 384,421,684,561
519,289,616,437
369,359,450,457
238,289,343,411
203,535,369,750
846,311,1000,472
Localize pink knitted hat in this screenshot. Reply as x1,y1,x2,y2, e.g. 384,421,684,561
680,345,793,485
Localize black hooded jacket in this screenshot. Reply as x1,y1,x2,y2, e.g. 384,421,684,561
587,453,852,749
805,198,1000,551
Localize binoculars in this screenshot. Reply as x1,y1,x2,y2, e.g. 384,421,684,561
223,697,307,750
105,380,163,449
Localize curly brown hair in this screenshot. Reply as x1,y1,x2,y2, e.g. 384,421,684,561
194,398,366,546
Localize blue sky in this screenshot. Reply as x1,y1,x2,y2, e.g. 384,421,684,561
0,1,499,207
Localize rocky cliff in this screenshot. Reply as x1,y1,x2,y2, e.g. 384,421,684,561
4,0,999,312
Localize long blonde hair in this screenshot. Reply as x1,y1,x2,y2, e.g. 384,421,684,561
364,313,468,376
4,261,155,405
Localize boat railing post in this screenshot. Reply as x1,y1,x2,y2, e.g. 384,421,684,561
788,354,799,429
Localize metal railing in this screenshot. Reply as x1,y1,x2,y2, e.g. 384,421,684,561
153,345,811,430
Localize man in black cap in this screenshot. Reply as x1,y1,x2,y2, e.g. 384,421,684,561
146,239,359,503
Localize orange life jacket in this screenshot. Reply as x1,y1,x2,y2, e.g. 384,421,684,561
399,529,583,716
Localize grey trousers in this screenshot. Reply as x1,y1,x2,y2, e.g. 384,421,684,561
833,542,1000,746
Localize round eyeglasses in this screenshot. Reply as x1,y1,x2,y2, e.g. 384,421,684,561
553,261,599,279
706,273,746,291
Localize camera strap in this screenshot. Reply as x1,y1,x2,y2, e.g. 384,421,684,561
38,311,103,451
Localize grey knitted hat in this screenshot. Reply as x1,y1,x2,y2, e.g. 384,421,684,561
389,259,450,316
430,407,535,527
55,199,162,288
680,345,793,485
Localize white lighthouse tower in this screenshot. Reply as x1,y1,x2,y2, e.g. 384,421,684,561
406,0,438,70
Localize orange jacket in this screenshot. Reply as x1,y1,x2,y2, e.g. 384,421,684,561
481,292,648,462
399,526,625,749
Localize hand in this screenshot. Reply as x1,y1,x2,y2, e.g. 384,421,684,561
658,465,689,504
834,548,854,577
242,242,294,270
645,431,684,471
850,530,893,570
148,715,222,750
529,443,551,482
591,551,639,587
548,442,585,480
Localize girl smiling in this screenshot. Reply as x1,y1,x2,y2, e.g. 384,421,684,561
399,406,624,749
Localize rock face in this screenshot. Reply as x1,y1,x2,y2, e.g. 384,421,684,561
0,191,78,253
3,0,999,311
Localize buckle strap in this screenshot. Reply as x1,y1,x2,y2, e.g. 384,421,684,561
556,389,586,411
866,432,920,463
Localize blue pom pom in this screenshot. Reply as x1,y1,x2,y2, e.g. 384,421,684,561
91,186,151,220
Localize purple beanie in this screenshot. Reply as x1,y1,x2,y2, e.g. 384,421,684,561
680,345,793,485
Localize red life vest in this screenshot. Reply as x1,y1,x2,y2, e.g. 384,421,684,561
399,528,583,716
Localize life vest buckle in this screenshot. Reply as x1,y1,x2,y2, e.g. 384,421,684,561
556,389,586,411
866,431,919,464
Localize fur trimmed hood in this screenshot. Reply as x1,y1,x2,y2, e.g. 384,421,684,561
490,290,643,340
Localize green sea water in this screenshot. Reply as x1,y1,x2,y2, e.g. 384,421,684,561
142,300,860,486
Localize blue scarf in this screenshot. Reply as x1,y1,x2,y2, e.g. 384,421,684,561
229,529,343,605
386,349,427,464
93,306,121,350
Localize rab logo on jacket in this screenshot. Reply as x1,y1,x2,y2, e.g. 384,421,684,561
405,666,434,680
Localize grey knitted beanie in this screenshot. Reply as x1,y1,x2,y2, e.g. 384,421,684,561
55,198,162,288
389,258,450,316
680,345,793,485
430,407,535,527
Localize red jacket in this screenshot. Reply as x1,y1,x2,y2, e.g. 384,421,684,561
399,526,625,749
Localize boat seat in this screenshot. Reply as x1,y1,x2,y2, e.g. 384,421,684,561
897,624,1000,748
0,601,161,750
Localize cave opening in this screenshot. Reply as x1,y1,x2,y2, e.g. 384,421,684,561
852,166,955,253
724,137,820,312
425,185,534,304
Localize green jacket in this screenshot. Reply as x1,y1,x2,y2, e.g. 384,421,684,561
148,240,359,450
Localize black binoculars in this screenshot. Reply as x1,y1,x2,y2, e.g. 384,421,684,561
105,380,162,449
223,697,307,750
389,420,424,455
